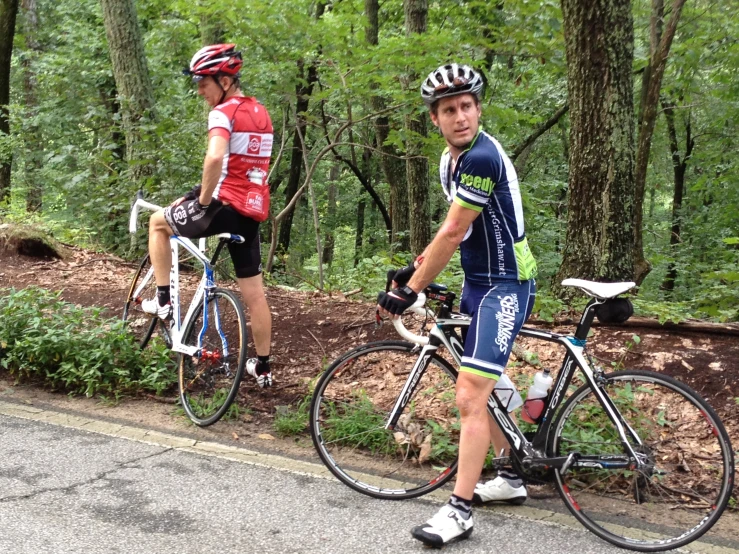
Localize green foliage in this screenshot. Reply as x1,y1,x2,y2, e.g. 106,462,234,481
320,392,397,455
273,398,310,437
4,0,738,322
0,287,175,398
177,390,243,423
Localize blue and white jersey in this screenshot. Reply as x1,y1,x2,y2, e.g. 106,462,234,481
439,130,537,284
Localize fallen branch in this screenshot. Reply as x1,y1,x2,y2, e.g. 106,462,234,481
306,328,327,357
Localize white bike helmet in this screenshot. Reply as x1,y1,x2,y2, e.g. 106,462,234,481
420,63,484,107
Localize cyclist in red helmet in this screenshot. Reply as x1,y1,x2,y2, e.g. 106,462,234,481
143,43,275,388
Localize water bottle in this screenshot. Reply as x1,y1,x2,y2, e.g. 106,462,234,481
521,368,553,423
493,374,523,412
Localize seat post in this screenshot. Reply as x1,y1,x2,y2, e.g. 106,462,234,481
573,299,599,341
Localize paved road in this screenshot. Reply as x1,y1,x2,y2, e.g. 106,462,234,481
0,402,733,554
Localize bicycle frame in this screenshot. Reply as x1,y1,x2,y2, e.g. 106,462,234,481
128,194,237,359
128,235,220,356
386,297,646,473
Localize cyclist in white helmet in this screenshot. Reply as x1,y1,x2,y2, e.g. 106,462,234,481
378,62,537,547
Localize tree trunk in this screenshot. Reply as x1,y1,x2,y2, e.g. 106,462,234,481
661,98,693,293
278,60,318,252
366,0,409,250
100,0,157,188
404,0,430,255
277,2,325,253
21,0,42,211
0,0,19,202
322,164,339,265
633,0,687,285
555,0,636,292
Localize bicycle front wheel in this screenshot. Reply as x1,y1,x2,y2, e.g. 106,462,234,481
552,370,734,551
122,254,161,349
178,288,247,427
310,340,460,500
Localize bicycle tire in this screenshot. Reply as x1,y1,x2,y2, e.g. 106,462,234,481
122,254,160,349
310,340,460,500
551,369,734,552
178,288,247,427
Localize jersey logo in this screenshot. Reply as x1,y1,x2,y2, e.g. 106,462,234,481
247,135,262,154
460,173,493,194
246,191,263,211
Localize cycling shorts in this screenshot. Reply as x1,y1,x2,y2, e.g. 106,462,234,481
459,279,536,380
163,198,262,278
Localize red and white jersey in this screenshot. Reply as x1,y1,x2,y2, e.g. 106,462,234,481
208,96,273,217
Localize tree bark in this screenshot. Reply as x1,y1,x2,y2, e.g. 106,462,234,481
277,2,325,253
21,0,42,211
100,0,157,187
633,0,687,285
366,0,409,250
661,98,693,292
322,164,339,265
277,59,318,252
0,0,19,202
555,0,636,292
403,0,430,255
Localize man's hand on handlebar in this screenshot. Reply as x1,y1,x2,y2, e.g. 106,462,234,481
377,285,418,318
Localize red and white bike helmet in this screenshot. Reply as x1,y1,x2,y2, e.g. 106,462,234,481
184,43,242,80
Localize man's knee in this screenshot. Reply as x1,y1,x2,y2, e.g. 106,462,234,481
456,373,495,418
238,275,267,304
149,210,173,235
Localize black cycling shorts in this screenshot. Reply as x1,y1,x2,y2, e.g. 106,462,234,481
163,198,262,278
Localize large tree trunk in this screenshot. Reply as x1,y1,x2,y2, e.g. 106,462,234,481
21,0,42,211
661,98,693,293
0,0,19,202
100,0,156,188
633,0,687,284
366,0,409,250
403,0,430,255
555,0,636,291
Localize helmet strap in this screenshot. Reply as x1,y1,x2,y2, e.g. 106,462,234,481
212,74,234,105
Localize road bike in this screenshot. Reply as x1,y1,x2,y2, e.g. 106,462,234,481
123,192,248,426
309,278,735,551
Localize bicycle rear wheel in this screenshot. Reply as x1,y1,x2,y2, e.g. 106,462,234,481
178,288,247,427
552,370,734,551
310,340,460,500
122,254,159,348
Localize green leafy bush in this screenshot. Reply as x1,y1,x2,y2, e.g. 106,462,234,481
0,287,175,398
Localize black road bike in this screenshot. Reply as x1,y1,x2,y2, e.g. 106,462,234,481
309,279,734,552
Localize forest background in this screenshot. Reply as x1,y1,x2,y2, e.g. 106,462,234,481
0,0,737,323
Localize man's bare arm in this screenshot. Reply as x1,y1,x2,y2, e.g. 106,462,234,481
199,134,228,205
407,202,480,293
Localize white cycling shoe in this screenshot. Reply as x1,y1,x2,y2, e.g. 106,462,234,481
246,359,273,388
411,504,473,547
473,476,528,505
141,298,172,320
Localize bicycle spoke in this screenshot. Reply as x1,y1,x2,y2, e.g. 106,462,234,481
310,342,460,499
178,289,247,427
553,370,733,551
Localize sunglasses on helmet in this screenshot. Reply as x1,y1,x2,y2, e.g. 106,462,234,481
434,76,470,93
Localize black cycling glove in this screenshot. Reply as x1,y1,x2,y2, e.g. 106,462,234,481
391,263,417,288
183,184,202,201
377,285,418,316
